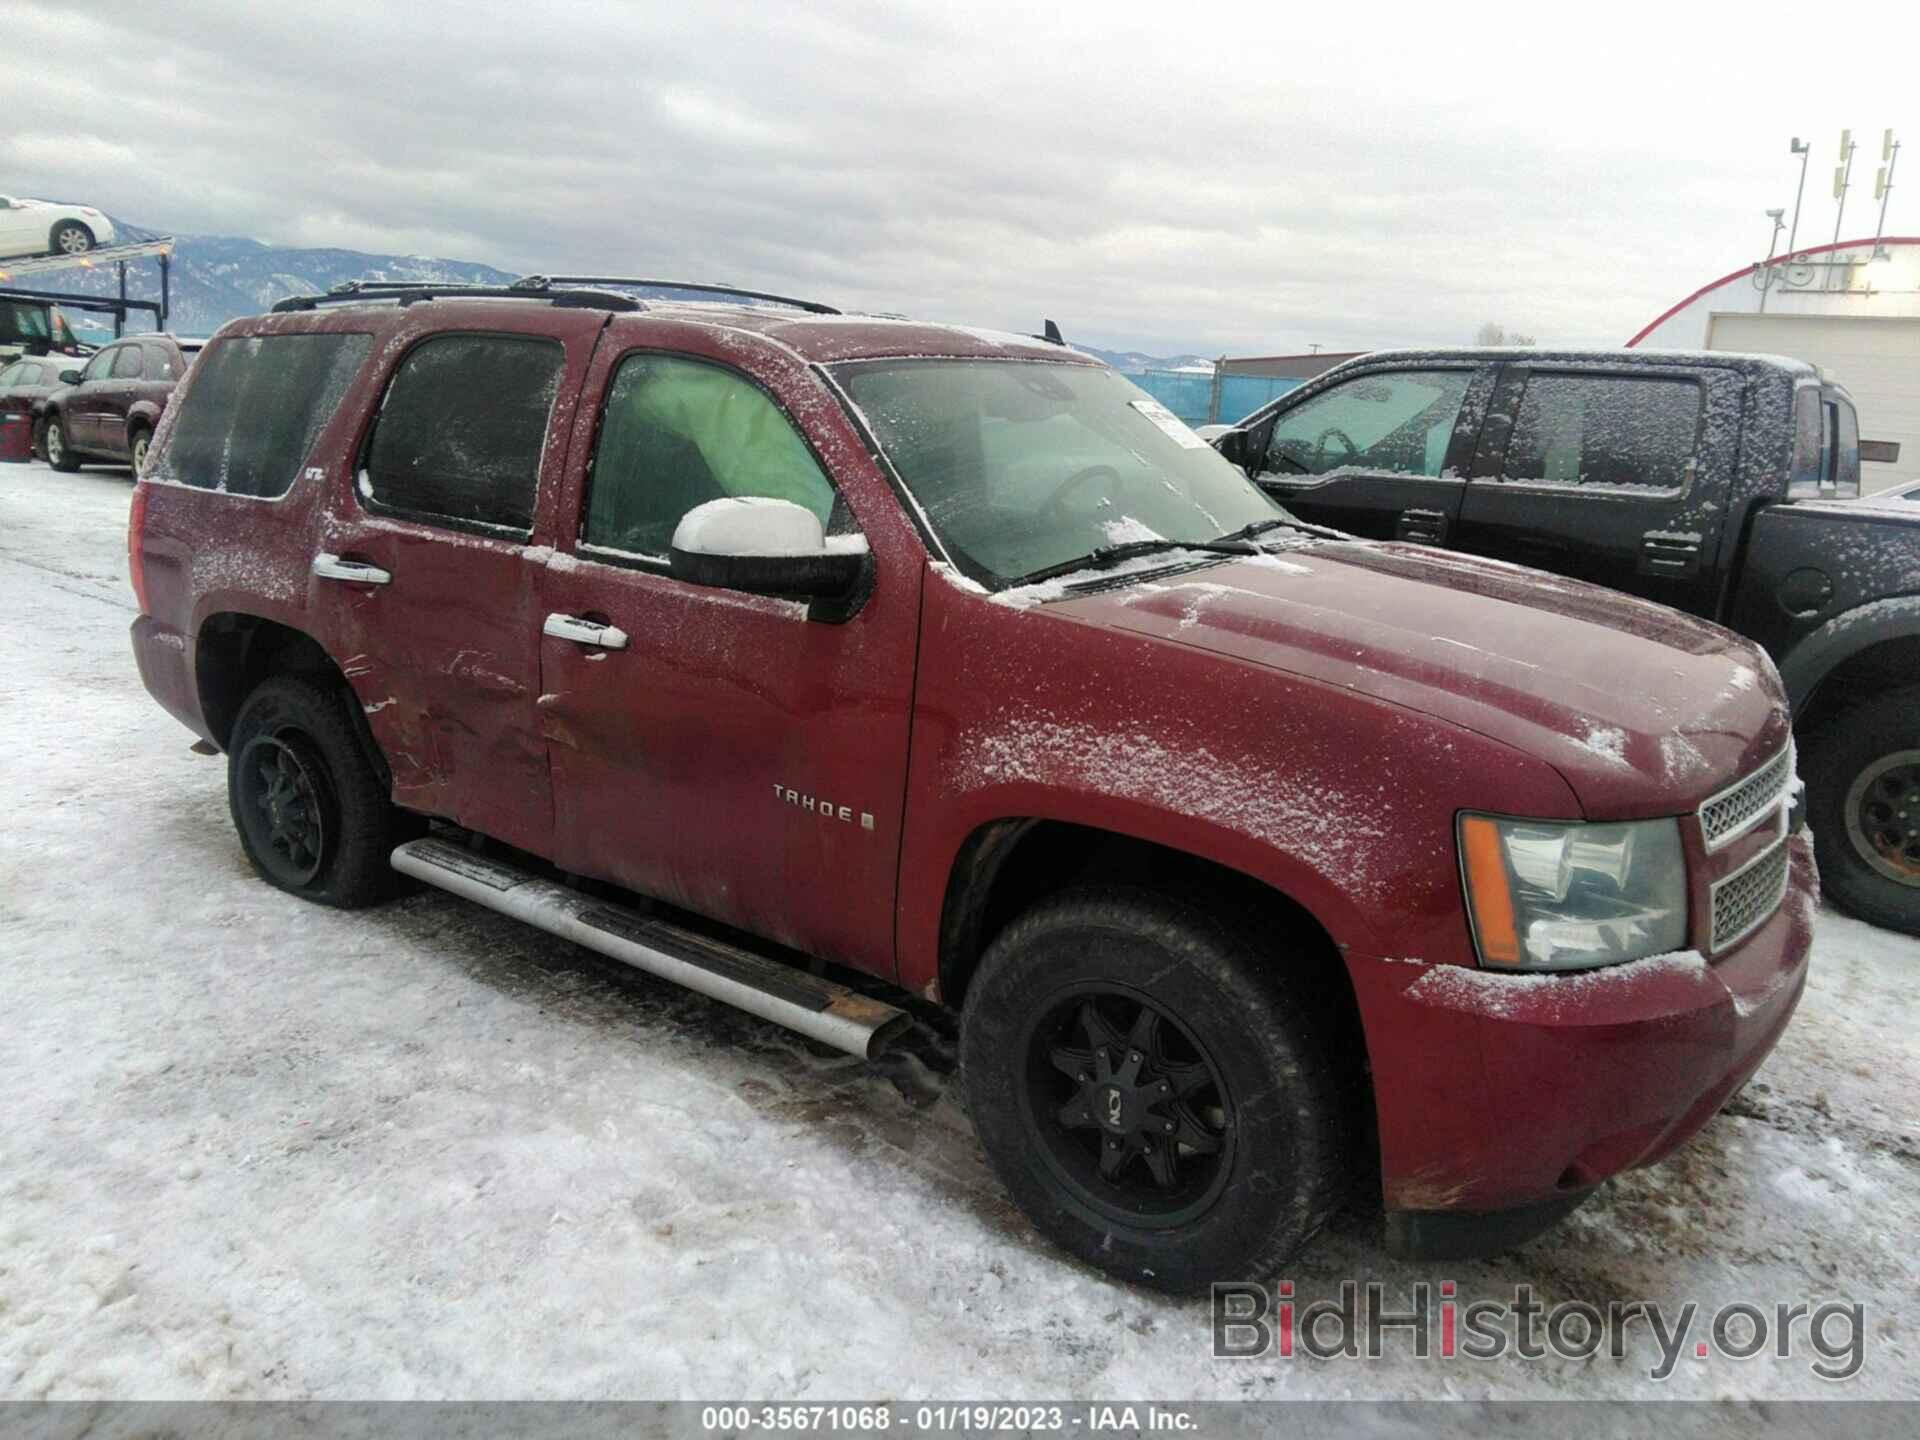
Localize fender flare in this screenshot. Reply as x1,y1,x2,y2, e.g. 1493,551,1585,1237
125,400,163,438
1780,596,1920,713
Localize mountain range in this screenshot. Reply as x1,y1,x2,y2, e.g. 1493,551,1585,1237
38,217,1211,370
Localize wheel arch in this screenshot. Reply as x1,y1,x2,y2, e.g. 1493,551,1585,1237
1785,598,1920,734
937,815,1379,1198
49,217,92,250
193,613,384,787
936,816,1369,1059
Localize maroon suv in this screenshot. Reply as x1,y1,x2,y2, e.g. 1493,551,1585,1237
128,278,1814,1290
42,332,200,474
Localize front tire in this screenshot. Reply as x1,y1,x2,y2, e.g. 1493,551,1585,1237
1805,686,1920,935
50,220,94,255
960,887,1355,1292
44,416,79,471
227,675,411,908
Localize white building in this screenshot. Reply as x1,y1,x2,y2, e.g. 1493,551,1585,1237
1628,235,1919,491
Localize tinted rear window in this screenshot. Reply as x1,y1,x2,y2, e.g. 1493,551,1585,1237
1501,374,1702,491
361,334,565,536
154,332,372,498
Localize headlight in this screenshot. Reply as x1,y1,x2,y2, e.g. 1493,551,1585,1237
1458,814,1687,971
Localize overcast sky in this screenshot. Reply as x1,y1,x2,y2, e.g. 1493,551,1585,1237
3,1,1912,355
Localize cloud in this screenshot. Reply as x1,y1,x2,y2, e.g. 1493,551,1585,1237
1,0,1910,354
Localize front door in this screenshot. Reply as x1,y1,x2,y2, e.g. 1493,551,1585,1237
317,311,607,855
1453,365,1740,618
1247,365,1489,543
534,341,920,978
63,346,119,449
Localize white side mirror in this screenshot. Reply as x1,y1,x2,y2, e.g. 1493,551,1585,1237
668,497,869,608
671,496,825,557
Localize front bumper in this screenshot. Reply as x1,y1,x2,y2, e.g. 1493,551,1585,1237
1353,834,1815,1255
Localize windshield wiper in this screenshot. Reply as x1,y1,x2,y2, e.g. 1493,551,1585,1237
1010,537,1254,588
1211,515,1351,545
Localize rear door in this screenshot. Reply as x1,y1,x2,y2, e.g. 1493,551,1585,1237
1247,364,1490,543
93,341,148,456
316,309,607,855
1453,364,1740,617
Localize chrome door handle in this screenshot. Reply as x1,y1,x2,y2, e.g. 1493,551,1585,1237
543,613,629,650
312,552,392,585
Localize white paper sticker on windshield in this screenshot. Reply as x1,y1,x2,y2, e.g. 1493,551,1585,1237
1129,398,1209,449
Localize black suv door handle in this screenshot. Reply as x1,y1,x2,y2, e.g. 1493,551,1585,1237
1638,531,1702,578
1396,508,1449,545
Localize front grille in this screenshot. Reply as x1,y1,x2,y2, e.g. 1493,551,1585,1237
1711,836,1791,953
1699,742,1794,852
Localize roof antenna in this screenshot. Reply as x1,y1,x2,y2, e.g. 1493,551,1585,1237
1041,319,1065,346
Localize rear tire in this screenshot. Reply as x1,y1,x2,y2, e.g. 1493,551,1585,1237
960,886,1355,1292
129,425,151,477
50,220,94,255
44,416,79,471
1804,686,1920,936
227,675,411,909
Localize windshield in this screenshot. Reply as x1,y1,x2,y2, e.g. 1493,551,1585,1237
832,359,1285,585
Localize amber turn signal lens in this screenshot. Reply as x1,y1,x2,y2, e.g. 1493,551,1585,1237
1460,815,1521,966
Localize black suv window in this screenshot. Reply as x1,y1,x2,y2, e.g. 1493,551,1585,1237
363,334,565,536
111,345,145,380
1263,369,1472,478
153,332,373,498
1499,374,1701,491
581,353,837,558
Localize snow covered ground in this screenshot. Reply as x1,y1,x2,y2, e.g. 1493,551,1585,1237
1,460,1916,1401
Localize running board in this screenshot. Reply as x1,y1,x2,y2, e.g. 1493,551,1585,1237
392,837,910,1058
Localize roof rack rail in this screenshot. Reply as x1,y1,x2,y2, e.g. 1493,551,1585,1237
512,275,839,315
270,278,641,314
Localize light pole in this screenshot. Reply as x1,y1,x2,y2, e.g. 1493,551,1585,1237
1873,129,1901,258
1787,136,1810,254
1759,209,1786,312
1831,129,1858,289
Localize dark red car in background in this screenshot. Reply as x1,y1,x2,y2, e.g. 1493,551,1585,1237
42,332,200,474
0,352,83,457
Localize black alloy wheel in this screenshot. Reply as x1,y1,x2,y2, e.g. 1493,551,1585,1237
235,731,333,887
1023,985,1233,1229
1845,749,1920,886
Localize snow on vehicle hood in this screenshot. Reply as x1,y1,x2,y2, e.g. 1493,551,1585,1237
1052,541,1792,819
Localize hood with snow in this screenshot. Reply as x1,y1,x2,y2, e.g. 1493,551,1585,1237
1041,540,1791,820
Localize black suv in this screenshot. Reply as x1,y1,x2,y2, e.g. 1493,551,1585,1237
1213,347,1920,934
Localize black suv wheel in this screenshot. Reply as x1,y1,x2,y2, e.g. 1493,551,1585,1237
227,675,413,908
960,887,1355,1292
1806,685,1920,936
